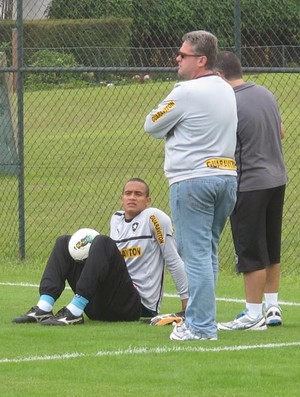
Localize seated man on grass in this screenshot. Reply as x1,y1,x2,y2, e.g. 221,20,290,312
12,178,188,326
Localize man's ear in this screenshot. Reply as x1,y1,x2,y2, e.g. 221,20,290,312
146,196,152,206
215,70,224,78
198,55,208,68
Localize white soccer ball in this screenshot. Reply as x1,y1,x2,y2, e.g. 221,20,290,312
68,228,100,261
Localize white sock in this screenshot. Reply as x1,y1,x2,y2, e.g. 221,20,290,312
246,303,263,319
37,300,53,312
264,293,279,307
66,303,83,317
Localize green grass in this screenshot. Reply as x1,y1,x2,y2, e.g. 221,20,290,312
0,262,299,397
1,73,299,272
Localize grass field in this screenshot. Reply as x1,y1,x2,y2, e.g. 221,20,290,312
1,73,299,395
1,262,299,397
1,73,299,273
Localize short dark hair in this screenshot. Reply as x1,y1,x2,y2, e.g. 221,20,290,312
123,178,150,197
214,51,243,80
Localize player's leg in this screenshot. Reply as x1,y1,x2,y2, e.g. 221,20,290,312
41,235,141,325
264,185,286,325
12,235,81,323
77,235,141,322
170,177,225,340
40,235,83,297
211,175,237,286
218,190,269,331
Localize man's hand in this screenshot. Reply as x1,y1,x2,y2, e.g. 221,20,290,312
150,311,185,326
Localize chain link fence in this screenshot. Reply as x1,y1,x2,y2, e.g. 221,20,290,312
0,0,299,274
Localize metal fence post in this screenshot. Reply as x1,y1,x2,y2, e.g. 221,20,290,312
234,0,241,59
16,0,25,259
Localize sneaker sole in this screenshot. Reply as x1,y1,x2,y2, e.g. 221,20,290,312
266,313,282,326
12,315,52,324
170,333,217,341
170,334,186,341
12,317,39,324
218,320,267,331
266,320,282,326
41,318,84,326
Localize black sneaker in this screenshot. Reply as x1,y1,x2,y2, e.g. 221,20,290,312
41,307,84,326
12,306,53,323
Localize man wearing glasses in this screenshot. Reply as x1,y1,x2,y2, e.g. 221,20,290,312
144,31,237,341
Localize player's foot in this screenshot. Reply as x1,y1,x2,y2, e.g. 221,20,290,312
170,323,217,341
41,307,84,326
12,306,53,323
265,305,282,326
218,310,267,331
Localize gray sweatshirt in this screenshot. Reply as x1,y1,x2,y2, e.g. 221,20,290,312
144,75,238,185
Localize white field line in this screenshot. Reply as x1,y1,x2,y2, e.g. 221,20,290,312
1,281,300,306
1,342,300,364
1,281,300,365
165,293,300,306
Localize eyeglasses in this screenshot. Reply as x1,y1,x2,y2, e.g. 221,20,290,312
177,51,204,59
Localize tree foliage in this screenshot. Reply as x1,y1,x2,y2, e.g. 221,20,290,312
46,0,133,19
25,50,81,87
45,0,299,48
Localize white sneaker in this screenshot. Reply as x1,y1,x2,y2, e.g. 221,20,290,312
265,305,282,326
218,310,267,331
170,323,217,341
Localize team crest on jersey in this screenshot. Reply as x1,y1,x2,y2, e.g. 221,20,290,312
132,222,139,232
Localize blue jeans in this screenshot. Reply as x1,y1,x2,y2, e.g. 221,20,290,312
170,176,237,337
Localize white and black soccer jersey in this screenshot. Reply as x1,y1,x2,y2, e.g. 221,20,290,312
110,207,188,313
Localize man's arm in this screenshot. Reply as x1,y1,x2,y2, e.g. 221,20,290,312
181,297,188,311
280,122,285,139
162,234,189,303
148,209,188,326
149,209,189,304
144,83,184,139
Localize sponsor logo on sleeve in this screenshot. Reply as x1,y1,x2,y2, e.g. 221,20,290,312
150,215,165,244
151,101,176,123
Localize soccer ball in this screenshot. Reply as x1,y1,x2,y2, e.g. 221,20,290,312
68,228,100,261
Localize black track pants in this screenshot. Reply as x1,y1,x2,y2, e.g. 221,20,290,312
39,234,141,321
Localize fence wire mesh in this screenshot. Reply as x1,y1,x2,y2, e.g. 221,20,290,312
0,0,299,274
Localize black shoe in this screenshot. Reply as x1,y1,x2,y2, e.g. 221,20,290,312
41,307,84,326
12,306,53,323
